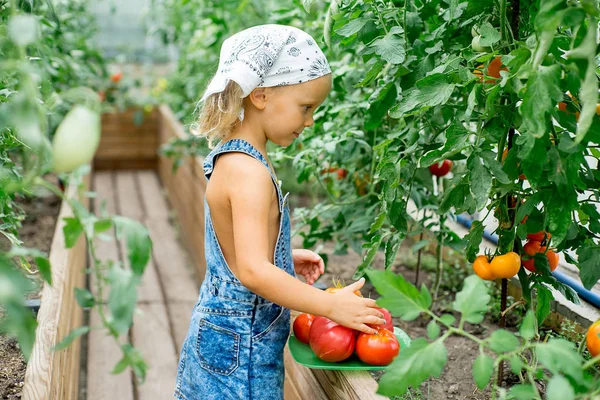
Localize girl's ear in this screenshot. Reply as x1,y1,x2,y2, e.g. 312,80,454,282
248,88,268,110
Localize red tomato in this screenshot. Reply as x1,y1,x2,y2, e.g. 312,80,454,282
428,160,453,177
309,316,356,362
527,231,551,242
368,307,393,331
111,72,122,83
587,320,600,358
293,313,315,345
355,327,400,366
336,168,348,180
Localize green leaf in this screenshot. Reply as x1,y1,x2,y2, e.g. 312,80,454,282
472,352,494,389
536,339,584,384
535,285,552,326
452,275,491,324
468,154,492,210
480,151,511,184
509,355,524,374
576,244,600,290
94,218,113,234
63,217,84,249
371,32,405,64
354,235,382,279
34,256,52,285
439,314,456,327
389,74,455,117
113,216,152,276
377,338,447,396
520,64,562,138
508,384,538,399
464,221,484,263
113,344,147,382
106,264,138,335
519,311,536,340
366,269,432,321
479,22,501,46
336,17,368,37
488,330,520,353
546,375,575,400
74,288,95,308
573,21,599,144
388,200,408,233
52,326,90,351
420,124,470,167
384,234,401,270
354,60,386,88
427,320,440,339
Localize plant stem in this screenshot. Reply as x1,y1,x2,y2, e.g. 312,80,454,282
415,210,426,286
498,277,508,386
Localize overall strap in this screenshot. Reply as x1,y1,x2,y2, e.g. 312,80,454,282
203,139,284,212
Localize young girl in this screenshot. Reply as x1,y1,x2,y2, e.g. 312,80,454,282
174,24,386,400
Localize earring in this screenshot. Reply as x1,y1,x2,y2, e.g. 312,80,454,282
239,108,245,122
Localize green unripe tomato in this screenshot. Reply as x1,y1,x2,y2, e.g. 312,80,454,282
52,105,100,173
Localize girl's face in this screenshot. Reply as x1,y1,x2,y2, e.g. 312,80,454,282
260,74,332,147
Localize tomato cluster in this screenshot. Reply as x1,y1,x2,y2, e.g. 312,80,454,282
473,231,560,281
472,252,520,281
292,288,399,366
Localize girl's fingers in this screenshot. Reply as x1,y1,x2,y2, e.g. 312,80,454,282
365,315,385,325
364,298,378,308
356,324,377,335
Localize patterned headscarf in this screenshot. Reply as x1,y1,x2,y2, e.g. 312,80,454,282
200,24,332,103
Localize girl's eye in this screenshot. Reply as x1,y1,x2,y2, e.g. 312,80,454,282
303,105,312,112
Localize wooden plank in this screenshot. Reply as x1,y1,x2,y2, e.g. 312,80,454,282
23,174,90,400
93,159,157,171
132,303,179,400
144,217,198,303
284,370,303,400
283,346,329,400
115,171,144,221
86,171,134,400
137,171,170,218
114,171,163,303
312,370,388,400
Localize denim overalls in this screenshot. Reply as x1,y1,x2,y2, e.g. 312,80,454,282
174,139,295,400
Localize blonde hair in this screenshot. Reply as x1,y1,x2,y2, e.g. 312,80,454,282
192,80,245,148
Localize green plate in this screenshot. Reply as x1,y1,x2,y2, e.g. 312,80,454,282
288,326,411,370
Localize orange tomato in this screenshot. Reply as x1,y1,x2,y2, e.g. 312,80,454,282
587,320,600,358
487,56,508,79
473,255,496,281
489,252,521,279
521,240,559,273
558,102,567,112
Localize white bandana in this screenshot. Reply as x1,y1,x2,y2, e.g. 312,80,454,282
200,24,332,103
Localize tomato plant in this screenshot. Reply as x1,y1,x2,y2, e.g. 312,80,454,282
1,1,154,380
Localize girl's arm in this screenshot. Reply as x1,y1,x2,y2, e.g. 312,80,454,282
220,154,384,334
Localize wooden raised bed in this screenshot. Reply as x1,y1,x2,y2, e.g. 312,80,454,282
22,175,90,400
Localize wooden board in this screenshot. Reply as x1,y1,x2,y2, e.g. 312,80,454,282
86,171,135,400
95,107,159,170
132,303,179,400
157,105,207,286
23,174,90,400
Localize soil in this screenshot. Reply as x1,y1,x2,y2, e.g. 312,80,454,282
0,174,62,399
289,201,526,400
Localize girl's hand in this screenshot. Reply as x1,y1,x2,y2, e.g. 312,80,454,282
328,278,386,334
292,249,325,285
